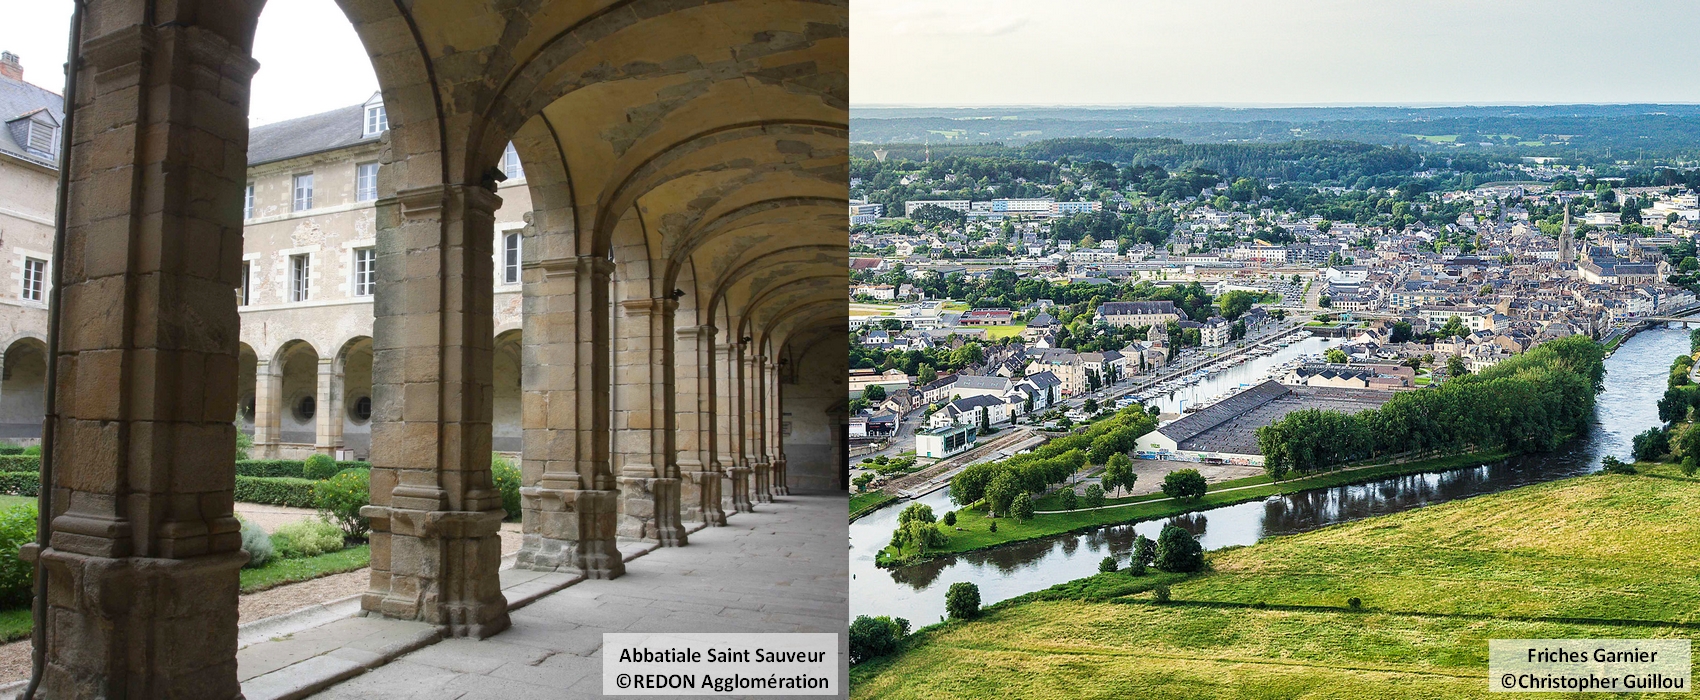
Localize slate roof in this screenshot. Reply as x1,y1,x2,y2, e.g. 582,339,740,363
0,75,64,168
953,375,1011,391
248,104,377,166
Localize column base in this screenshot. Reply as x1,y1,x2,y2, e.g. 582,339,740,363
771,458,790,496
617,475,688,546
360,506,511,638
681,466,727,526
753,460,774,503
36,547,247,699
515,486,625,579
728,465,755,513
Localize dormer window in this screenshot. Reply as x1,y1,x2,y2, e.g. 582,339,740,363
363,94,388,137
27,120,55,157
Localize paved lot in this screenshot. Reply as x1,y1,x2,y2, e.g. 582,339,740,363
310,493,850,699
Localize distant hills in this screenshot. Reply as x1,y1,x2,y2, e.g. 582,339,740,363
850,105,1700,166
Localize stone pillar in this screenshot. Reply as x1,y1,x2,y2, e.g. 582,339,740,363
34,21,255,698
613,298,687,545
676,325,725,525
730,342,756,512
362,183,510,638
253,358,283,458
715,342,751,514
748,353,773,503
769,360,789,496
516,256,623,578
315,357,344,455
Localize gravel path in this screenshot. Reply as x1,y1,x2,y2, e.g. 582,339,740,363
0,523,525,687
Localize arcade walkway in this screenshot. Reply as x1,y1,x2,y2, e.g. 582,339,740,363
230,494,847,700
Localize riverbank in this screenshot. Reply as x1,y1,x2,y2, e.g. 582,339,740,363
852,461,1700,698
879,449,1509,565
850,491,898,522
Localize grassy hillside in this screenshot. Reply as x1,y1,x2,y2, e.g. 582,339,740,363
852,462,1700,699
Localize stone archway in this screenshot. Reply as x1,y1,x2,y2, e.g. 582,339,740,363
0,336,47,442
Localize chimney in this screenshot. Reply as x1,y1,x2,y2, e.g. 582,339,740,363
0,52,20,81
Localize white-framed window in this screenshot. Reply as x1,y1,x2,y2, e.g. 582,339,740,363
21,257,46,302
290,254,311,302
239,260,251,306
356,162,379,202
503,231,521,284
292,173,314,211
353,247,376,297
364,102,388,137
501,142,524,180
243,183,254,219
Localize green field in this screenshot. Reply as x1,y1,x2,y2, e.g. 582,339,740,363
1407,133,1460,143
852,462,1700,698
901,451,1506,560
983,325,1028,340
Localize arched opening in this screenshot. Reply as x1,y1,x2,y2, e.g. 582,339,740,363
275,340,321,447
338,336,373,458
238,343,258,434
493,329,522,454
0,337,47,442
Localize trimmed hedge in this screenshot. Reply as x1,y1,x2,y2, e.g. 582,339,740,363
0,456,38,473
0,446,24,456
233,476,318,508
235,459,371,480
0,472,38,497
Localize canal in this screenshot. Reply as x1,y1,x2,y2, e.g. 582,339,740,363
848,326,1684,624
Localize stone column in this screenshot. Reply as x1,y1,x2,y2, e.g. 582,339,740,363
515,256,623,577
253,358,283,459
362,182,510,638
715,342,751,514
748,353,773,503
676,325,725,525
33,21,254,698
730,342,756,512
769,360,789,496
613,298,686,545
315,357,344,455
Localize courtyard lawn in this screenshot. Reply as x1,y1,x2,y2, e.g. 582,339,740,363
239,544,371,593
0,495,32,510
905,451,1507,559
852,462,1700,699
983,325,1028,340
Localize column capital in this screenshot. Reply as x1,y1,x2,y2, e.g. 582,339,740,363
537,255,615,279
390,183,503,221
676,325,717,338
620,297,678,316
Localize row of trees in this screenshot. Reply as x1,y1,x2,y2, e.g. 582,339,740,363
1256,335,1606,477
949,406,1157,514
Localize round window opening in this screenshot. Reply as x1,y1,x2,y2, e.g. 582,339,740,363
351,396,372,422
294,394,316,422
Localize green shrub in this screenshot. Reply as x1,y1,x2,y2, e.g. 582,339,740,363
313,468,370,539
0,456,39,473
1098,556,1118,573
1600,455,1638,475
1684,456,1698,477
942,510,956,527
239,518,274,568
234,476,318,508
0,444,23,456
491,453,521,520
21,446,39,456
1082,483,1105,508
335,460,369,473
1058,487,1077,510
944,582,980,620
303,454,340,480
848,615,909,664
271,519,345,558
235,424,253,461
988,520,996,533
1010,492,1034,521
1128,555,1146,576
1154,524,1205,573
1161,469,1208,502
0,472,39,497
0,502,36,607
1347,596,1363,610
1153,585,1171,603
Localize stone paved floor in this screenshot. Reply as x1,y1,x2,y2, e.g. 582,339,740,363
310,492,850,699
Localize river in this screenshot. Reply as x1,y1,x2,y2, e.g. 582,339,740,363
848,326,1684,625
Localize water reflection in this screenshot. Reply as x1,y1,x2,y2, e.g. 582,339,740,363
848,327,1686,624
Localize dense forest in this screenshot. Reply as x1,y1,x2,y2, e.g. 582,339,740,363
1255,335,1606,477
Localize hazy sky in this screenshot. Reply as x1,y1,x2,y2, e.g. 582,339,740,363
2,0,377,125
852,0,1700,107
